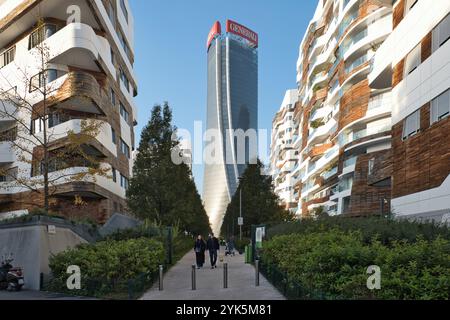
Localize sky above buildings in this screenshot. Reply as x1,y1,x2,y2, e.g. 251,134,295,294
130,0,317,195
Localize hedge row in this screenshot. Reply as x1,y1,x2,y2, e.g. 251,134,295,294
262,229,450,300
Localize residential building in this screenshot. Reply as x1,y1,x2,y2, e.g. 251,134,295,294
203,20,258,234
0,0,138,222
270,89,298,213
369,0,450,223
272,0,394,218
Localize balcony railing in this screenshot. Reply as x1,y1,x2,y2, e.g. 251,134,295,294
368,92,392,110
345,54,368,74
343,156,357,168
340,28,368,56
321,166,338,180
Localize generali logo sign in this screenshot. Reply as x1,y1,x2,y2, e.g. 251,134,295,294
226,20,258,47
207,21,221,49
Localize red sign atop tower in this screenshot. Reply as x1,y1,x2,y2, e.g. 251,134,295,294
207,21,221,49
226,20,258,48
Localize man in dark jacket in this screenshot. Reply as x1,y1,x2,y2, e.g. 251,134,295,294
206,233,220,269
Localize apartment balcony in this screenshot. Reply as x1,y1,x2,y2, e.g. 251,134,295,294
320,166,338,181
307,119,337,145
340,156,357,177
307,142,333,159
34,71,110,117
342,13,391,62
338,123,391,148
43,119,117,158
366,92,392,118
0,141,14,163
310,105,332,122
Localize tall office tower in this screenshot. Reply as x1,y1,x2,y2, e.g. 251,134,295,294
270,89,298,213
270,0,394,218
369,0,450,223
0,0,138,222
203,20,258,234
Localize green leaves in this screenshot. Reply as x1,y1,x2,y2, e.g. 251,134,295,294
127,103,210,235
48,238,164,297
262,226,450,300
221,159,294,237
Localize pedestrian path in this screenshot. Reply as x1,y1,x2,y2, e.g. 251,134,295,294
141,248,285,300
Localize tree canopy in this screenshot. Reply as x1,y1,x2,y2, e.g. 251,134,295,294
221,159,294,237
127,103,210,235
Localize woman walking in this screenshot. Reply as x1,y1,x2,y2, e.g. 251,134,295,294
194,235,206,269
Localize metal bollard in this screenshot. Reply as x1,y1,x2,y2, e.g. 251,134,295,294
255,259,260,287
192,265,196,290
223,263,228,289
159,265,164,291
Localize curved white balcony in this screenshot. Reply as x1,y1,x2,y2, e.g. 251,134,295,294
307,118,337,145
342,12,391,62
42,119,117,157
369,1,450,88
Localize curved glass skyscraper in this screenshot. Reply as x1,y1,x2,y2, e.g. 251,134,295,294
203,20,258,235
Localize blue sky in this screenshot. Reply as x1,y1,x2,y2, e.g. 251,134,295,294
130,0,317,195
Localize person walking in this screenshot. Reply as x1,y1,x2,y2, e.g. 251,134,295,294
194,235,206,269
206,233,220,269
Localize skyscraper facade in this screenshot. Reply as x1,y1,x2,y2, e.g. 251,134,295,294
203,20,258,234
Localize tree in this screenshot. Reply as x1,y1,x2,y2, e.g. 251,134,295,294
0,20,107,212
221,159,294,237
127,103,210,235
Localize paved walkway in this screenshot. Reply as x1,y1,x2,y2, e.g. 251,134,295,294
141,248,285,300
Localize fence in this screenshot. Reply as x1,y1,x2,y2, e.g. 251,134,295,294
41,265,161,300
258,259,340,300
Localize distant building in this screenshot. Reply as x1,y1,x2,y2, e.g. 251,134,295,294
270,90,298,213
203,20,258,234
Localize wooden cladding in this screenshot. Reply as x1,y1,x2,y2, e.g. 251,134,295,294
308,142,333,159
348,151,392,217
392,102,450,199
393,0,405,29
338,80,370,131
421,32,432,63
392,59,404,88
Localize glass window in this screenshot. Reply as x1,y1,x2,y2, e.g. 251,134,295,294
120,174,129,190
431,89,450,124
120,0,129,23
112,167,117,183
111,127,117,144
403,44,421,76
107,1,116,28
402,110,420,139
0,46,15,69
29,24,57,49
404,0,419,16
111,88,116,106
30,69,60,92
432,13,450,53
120,103,129,122
120,139,130,158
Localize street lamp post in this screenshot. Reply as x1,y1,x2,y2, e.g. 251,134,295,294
239,188,242,241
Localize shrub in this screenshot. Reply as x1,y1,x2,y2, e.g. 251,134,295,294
261,230,450,300
48,238,164,298
267,216,450,245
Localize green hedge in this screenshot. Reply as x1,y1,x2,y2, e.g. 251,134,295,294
48,238,164,298
267,217,450,245
262,230,450,300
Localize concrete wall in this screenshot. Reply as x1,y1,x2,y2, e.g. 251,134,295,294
0,224,87,290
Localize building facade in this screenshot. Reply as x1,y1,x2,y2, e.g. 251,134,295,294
270,89,298,212
369,0,450,223
272,0,394,218
203,20,258,234
0,0,138,222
